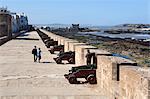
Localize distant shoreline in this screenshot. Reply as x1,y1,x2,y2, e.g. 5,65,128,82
50,29,150,67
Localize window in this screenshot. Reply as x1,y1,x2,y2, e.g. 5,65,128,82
21,20,23,23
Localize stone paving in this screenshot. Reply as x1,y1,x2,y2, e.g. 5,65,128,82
0,31,108,99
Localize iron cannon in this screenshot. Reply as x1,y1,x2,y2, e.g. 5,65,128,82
64,68,97,84
48,45,64,54
43,38,54,43
53,51,75,64
45,41,58,48
69,64,97,73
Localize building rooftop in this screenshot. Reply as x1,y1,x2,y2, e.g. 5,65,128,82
0,7,10,14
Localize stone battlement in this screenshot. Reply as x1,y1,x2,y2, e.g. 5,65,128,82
40,29,150,99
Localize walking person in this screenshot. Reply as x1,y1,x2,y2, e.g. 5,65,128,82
37,48,42,63
85,50,92,65
32,46,37,62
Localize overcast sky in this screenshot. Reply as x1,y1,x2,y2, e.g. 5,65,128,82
0,0,149,25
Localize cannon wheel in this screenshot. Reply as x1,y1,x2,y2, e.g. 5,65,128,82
87,74,97,84
68,58,74,64
50,50,54,54
56,58,62,64
68,77,77,84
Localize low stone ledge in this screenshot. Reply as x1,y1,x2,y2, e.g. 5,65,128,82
40,29,60,41
86,49,112,56
40,29,54,36
59,37,71,45
64,40,78,52
0,36,9,46
69,42,86,51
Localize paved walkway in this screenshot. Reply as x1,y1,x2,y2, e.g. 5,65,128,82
0,31,108,99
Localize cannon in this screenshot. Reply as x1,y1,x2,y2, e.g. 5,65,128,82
64,69,97,84
53,51,75,64
43,38,54,43
69,64,97,73
45,41,58,48
48,45,64,54
41,35,48,39
36,29,50,41
64,52,97,84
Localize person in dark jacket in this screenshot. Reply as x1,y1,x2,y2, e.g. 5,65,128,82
85,50,92,65
32,46,37,62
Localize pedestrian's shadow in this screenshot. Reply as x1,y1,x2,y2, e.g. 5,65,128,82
42,61,53,64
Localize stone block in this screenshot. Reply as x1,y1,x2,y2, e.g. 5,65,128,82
64,40,78,52
68,42,86,51
75,45,97,66
96,55,138,98
59,37,70,45
120,66,150,99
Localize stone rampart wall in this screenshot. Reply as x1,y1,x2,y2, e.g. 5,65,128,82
40,29,150,99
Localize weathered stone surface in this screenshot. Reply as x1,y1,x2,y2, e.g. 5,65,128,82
88,49,111,55
96,55,150,99
64,40,78,52
120,66,150,99
68,42,86,52
0,31,108,99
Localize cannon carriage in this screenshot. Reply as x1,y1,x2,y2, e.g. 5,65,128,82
43,38,54,43
64,68,97,84
45,41,58,48
48,45,64,54
53,51,75,64
64,52,97,84
69,64,97,73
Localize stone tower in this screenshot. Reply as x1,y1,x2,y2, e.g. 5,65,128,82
0,7,12,37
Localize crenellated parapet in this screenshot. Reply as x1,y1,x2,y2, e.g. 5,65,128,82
40,29,150,99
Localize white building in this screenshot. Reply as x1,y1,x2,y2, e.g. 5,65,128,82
11,13,28,33
0,7,29,37
11,13,19,33
17,13,28,31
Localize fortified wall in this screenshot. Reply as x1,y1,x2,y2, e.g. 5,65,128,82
40,29,150,99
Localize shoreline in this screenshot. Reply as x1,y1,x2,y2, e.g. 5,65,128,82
50,30,150,67
79,31,150,41
82,33,150,46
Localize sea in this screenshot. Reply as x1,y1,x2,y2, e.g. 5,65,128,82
35,24,150,40
78,32,150,40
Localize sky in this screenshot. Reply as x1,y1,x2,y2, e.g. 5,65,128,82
0,0,149,26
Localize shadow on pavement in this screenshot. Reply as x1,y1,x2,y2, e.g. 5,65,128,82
42,61,54,64
14,38,39,41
